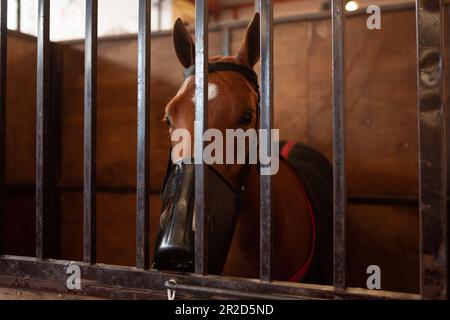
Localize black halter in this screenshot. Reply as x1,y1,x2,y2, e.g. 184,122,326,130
183,61,260,97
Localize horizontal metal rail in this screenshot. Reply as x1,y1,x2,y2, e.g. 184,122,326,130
0,0,448,302
0,255,420,300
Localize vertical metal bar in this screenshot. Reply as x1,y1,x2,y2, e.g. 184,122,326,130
331,0,347,290
84,0,97,264
36,0,50,260
416,0,447,300
157,0,162,31
136,0,151,270
222,26,231,56
259,0,274,282
16,0,20,31
49,43,62,258
194,0,208,275
255,0,260,13
0,0,7,255
447,4,450,298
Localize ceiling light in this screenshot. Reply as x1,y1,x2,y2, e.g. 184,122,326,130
345,1,359,12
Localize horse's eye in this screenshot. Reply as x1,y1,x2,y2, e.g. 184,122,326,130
165,115,171,127
239,112,253,125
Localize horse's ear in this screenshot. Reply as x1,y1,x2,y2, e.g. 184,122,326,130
235,13,260,68
173,18,195,68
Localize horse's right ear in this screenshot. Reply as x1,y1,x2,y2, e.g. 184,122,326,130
173,18,195,68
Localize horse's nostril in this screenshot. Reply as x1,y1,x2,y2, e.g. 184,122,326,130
154,245,195,273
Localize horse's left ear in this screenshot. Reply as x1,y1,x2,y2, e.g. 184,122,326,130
235,13,260,68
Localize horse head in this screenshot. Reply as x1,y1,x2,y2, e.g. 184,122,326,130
153,13,261,274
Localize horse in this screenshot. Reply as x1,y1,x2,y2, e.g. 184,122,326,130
153,13,333,284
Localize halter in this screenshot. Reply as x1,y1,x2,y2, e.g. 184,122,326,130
183,61,261,192
183,61,260,96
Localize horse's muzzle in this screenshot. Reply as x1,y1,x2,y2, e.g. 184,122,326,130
153,159,241,274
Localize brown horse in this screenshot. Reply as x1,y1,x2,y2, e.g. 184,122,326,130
154,13,333,284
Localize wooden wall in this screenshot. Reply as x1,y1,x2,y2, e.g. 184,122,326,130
2,32,37,256
3,7,434,293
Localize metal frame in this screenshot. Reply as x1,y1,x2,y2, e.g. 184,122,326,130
331,0,347,291
194,0,209,276
259,0,274,282
83,0,97,265
35,0,51,260
0,0,6,256
416,0,448,300
0,0,448,300
136,0,151,271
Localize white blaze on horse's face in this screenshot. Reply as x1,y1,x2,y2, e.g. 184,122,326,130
191,82,219,103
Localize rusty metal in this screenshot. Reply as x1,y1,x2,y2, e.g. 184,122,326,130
0,0,448,301
331,0,347,290
136,0,151,271
0,0,6,255
259,0,274,282
36,0,51,260
416,0,448,300
0,255,421,300
194,0,209,275
164,280,298,300
83,0,98,264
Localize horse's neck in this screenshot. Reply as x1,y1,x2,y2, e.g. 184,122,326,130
224,160,313,280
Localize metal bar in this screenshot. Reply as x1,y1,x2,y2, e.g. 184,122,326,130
447,5,450,298
194,0,209,275
36,0,50,260
416,0,448,300
448,5,450,298
16,0,20,31
136,0,151,270
0,255,421,300
259,0,274,282
49,42,62,258
255,0,260,12
83,0,97,264
165,281,299,300
0,0,6,255
222,26,231,56
331,0,347,290
157,0,162,31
